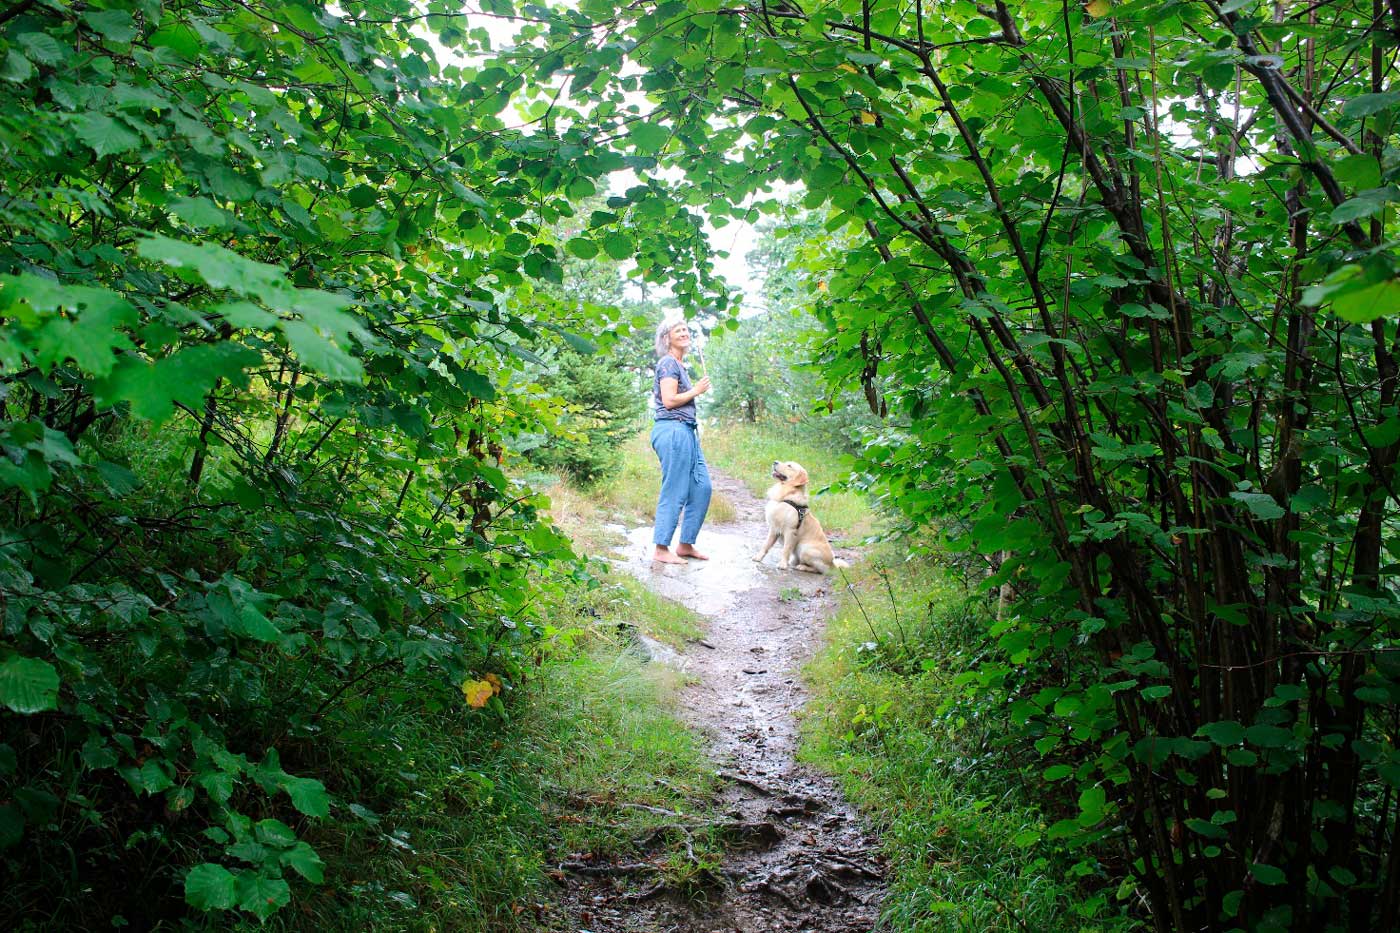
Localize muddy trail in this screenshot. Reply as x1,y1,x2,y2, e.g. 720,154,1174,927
553,469,886,932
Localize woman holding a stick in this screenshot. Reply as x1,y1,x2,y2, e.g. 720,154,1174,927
649,318,713,564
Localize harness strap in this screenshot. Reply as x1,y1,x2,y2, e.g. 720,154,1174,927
781,498,809,529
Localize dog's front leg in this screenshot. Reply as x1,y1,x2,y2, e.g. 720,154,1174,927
753,527,779,563
780,530,798,569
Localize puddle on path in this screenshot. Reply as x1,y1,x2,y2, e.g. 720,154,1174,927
552,470,886,933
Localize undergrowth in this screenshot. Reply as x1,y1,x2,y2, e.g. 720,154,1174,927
258,562,716,932
802,547,1139,932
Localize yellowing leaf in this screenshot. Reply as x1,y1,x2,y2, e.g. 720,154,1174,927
461,679,493,708
817,280,829,293
483,673,503,696
838,63,858,74
858,110,877,125
1086,0,1111,16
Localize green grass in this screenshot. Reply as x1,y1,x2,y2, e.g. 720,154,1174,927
282,639,720,932
700,419,876,538
279,505,720,931
801,549,1134,932
587,572,707,647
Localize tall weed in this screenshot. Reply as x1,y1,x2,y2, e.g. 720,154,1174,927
803,548,1137,932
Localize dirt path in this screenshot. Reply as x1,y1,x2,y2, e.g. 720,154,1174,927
555,469,886,932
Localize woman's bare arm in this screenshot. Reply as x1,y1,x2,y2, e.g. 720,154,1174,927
659,376,711,408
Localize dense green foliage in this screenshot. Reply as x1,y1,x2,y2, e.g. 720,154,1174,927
10,0,1400,928
509,0,1400,929
0,0,722,925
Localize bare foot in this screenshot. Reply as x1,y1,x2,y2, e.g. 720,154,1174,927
676,544,709,560
652,547,687,564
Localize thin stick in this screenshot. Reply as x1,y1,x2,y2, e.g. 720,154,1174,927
695,343,709,379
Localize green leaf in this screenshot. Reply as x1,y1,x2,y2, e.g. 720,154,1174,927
186,863,239,911
0,802,21,849
1010,828,1041,847
603,232,633,261
5,276,139,377
1251,862,1287,885
119,759,174,794
565,237,599,260
170,197,234,230
137,236,285,295
281,841,325,883
0,656,60,714
2,50,33,83
95,461,141,496
1185,818,1228,839
1228,491,1285,520
1332,278,1400,323
1334,154,1382,190
281,776,329,817
17,32,67,66
73,114,142,157
1344,90,1400,119
96,343,261,424
1197,720,1246,746
255,819,298,847
83,10,138,43
347,185,379,208
1331,195,1387,224
149,22,204,60
561,331,597,355
1245,724,1294,748
279,299,369,382
628,122,671,154
236,873,291,920
1078,785,1107,825
214,301,278,330
229,604,281,642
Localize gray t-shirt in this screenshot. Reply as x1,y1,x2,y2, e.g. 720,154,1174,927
653,355,696,423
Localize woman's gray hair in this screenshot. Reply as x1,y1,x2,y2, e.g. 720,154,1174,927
654,318,685,359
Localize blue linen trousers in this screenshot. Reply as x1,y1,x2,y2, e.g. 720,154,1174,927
650,419,712,547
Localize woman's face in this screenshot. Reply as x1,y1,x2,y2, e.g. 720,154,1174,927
669,323,692,352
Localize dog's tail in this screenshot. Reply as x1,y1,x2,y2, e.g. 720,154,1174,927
833,557,850,569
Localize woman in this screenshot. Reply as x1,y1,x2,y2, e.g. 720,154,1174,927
650,318,713,564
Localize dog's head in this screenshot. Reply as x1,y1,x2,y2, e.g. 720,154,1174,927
771,460,809,488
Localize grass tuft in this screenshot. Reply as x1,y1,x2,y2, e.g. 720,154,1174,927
288,636,721,932
802,548,1133,932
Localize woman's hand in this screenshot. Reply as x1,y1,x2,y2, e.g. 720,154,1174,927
693,376,712,397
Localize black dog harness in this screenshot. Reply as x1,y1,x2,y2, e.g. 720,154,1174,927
781,499,809,529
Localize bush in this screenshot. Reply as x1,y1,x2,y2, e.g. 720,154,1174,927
527,349,647,485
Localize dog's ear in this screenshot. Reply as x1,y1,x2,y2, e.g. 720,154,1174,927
791,464,809,487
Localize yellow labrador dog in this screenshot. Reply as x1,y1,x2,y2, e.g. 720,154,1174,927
753,460,841,574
